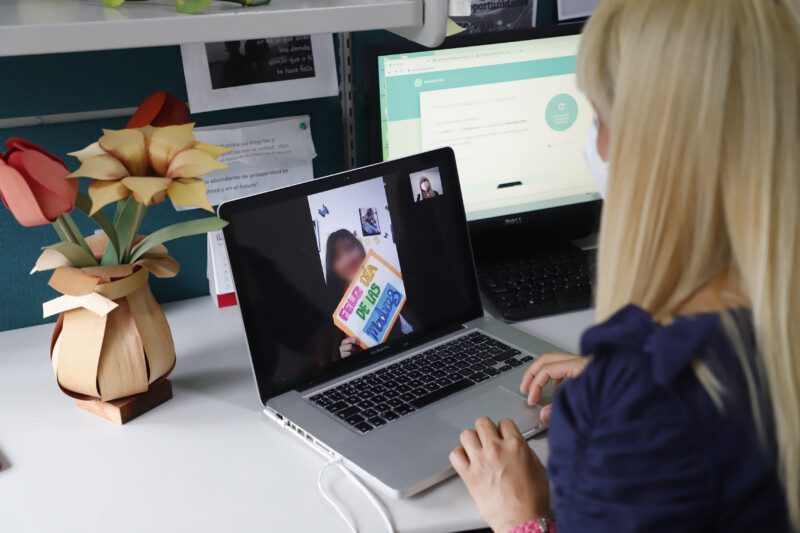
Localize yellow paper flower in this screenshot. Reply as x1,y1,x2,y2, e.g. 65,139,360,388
68,124,230,215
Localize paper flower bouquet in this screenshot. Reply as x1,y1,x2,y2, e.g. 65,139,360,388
0,113,229,419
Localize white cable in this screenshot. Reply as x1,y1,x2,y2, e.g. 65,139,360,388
318,459,358,533
335,461,395,533
317,458,396,533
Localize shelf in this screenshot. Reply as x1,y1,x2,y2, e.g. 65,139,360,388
0,0,435,57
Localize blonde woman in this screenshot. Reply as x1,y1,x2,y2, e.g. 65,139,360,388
449,1,799,531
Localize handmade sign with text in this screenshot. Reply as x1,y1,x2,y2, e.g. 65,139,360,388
332,250,406,348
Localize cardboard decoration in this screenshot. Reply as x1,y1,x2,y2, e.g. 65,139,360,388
38,233,179,404
332,250,407,349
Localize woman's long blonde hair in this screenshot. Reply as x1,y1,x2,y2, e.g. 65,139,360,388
577,0,800,527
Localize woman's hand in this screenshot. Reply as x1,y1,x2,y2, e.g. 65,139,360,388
450,417,550,533
339,337,362,358
520,352,589,423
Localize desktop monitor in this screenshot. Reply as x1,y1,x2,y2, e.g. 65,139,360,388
365,25,601,238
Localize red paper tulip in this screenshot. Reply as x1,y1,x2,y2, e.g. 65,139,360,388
0,138,77,227
127,91,190,128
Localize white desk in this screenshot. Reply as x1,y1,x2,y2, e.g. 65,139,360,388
0,296,593,533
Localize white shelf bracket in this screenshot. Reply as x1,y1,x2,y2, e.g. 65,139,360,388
389,0,448,48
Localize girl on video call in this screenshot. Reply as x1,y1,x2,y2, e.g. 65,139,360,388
416,176,439,201
451,1,799,532
324,229,413,359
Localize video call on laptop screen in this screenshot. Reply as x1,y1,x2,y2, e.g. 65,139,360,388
222,151,482,402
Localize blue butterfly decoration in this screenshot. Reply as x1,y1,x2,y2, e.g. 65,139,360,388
317,204,329,217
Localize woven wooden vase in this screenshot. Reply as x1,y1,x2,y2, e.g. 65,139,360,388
35,233,180,408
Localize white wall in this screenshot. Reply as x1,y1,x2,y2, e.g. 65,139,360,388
307,177,400,280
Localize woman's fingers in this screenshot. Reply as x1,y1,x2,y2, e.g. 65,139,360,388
449,445,469,475
526,359,585,405
519,352,571,392
475,416,499,443
460,428,482,460
520,355,591,405
519,352,577,393
526,370,549,405
498,418,523,440
527,363,563,405
539,404,553,424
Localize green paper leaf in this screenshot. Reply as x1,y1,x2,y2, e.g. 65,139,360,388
114,199,148,264
61,212,96,261
52,220,72,244
44,242,99,269
113,199,126,225
102,0,126,7
129,216,228,263
74,193,120,265
175,0,213,13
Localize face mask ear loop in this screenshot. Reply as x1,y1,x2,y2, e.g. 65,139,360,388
584,114,610,199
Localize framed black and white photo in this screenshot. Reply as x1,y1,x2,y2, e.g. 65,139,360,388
181,34,338,113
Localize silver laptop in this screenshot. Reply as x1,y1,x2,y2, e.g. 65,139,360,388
219,148,562,497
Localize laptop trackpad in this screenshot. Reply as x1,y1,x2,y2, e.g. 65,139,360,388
437,386,541,433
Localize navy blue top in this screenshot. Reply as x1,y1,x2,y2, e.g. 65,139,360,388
548,305,788,532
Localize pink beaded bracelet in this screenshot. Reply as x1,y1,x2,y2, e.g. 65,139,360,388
509,518,556,533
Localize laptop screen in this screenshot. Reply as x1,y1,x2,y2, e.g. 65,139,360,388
220,149,483,403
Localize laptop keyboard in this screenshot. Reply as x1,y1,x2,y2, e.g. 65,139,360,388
308,331,534,434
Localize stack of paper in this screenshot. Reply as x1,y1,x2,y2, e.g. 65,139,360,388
206,230,237,308
192,116,318,307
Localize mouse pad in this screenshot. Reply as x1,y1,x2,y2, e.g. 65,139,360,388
437,386,542,433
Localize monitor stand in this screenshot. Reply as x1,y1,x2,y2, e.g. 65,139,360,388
470,224,596,322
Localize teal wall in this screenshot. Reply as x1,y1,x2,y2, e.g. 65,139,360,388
0,0,564,332
0,45,343,332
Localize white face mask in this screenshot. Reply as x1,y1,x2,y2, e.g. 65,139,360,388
421,181,430,191
583,117,609,199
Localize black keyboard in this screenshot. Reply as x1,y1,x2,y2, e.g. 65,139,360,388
308,332,533,434
478,248,596,321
